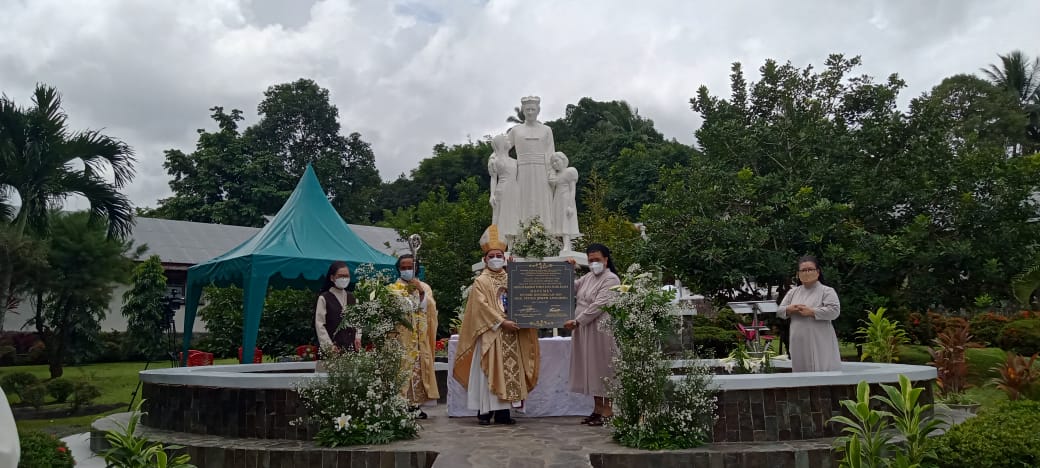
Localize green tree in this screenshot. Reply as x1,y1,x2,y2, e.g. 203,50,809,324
382,177,491,335
151,107,265,226
120,256,169,360
0,223,48,330
369,140,493,222
544,97,694,216
644,55,913,335
981,50,1040,152
573,172,643,272
0,84,135,329
245,79,382,222
30,212,138,377
642,54,1040,337
153,79,382,225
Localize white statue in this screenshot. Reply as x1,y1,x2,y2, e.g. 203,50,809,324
507,96,556,233
488,133,521,242
549,151,580,251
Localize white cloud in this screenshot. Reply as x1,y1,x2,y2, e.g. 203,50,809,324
1,0,1037,210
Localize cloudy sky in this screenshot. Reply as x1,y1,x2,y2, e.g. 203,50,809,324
1,0,1037,209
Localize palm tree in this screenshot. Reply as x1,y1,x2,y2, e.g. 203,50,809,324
0,84,135,328
981,50,1040,150
0,84,135,237
506,106,525,125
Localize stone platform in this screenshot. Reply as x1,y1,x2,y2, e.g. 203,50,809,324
91,405,878,468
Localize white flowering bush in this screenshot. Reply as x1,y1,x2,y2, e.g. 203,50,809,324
295,264,420,446
606,264,718,449
511,217,562,259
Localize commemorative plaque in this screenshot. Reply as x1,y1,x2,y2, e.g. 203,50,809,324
507,261,574,328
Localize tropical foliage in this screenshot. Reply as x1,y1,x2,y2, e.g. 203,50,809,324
103,400,196,468
120,256,170,360
829,376,944,468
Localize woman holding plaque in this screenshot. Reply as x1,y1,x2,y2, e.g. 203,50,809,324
563,243,621,426
777,255,842,372
453,225,541,425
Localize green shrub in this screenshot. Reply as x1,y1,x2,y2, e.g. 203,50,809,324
21,383,47,410
713,308,740,330
0,344,15,365
46,378,76,403
969,312,1011,346
1,371,39,399
197,286,316,358
95,331,131,362
17,430,76,468
997,318,1040,356
71,381,102,411
692,326,741,358
857,307,909,363
931,400,1040,467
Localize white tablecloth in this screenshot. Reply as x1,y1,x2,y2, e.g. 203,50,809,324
447,336,594,417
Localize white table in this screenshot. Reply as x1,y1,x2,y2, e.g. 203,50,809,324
447,335,593,417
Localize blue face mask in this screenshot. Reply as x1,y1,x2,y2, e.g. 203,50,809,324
399,269,415,281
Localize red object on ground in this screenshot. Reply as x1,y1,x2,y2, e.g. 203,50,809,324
237,347,263,363
178,350,215,366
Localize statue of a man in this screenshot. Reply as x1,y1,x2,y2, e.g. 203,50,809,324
507,96,556,233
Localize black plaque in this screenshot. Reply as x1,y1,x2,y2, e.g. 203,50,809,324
508,261,574,328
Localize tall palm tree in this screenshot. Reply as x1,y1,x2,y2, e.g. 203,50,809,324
0,84,135,328
981,50,1040,150
982,51,1040,105
0,84,135,237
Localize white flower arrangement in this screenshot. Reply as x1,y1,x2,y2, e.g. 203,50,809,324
296,264,421,447
511,217,562,259
719,344,785,374
605,265,718,449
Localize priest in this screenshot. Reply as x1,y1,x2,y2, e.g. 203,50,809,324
394,254,440,418
452,225,540,425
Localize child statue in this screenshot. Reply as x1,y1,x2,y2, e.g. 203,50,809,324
549,151,581,252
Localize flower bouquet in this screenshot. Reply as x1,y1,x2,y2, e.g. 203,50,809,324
511,217,562,259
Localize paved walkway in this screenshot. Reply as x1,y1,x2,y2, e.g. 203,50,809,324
81,405,975,468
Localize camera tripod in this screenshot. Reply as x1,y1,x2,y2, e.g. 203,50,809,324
126,289,183,411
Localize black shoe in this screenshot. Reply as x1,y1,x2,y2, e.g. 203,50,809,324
478,412,492,426
417,411,428,420
493,409,516,425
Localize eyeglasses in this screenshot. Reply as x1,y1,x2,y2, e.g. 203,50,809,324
798,268,818,273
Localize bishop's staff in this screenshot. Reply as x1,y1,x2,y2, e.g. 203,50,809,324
405,233,425,403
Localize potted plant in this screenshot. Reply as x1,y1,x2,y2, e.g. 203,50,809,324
937,391,981,413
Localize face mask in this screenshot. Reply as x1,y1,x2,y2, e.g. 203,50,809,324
334,277,351,289
399,269,415,281
798,270,819,284
487,258,506,270
590,262,605,275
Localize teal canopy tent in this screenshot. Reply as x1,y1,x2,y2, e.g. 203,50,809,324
180,165,399,364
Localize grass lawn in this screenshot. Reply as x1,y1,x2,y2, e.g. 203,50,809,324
836,342,1020,410
2,358,238,437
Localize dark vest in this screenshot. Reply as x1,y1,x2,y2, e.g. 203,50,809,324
320,290,357,350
